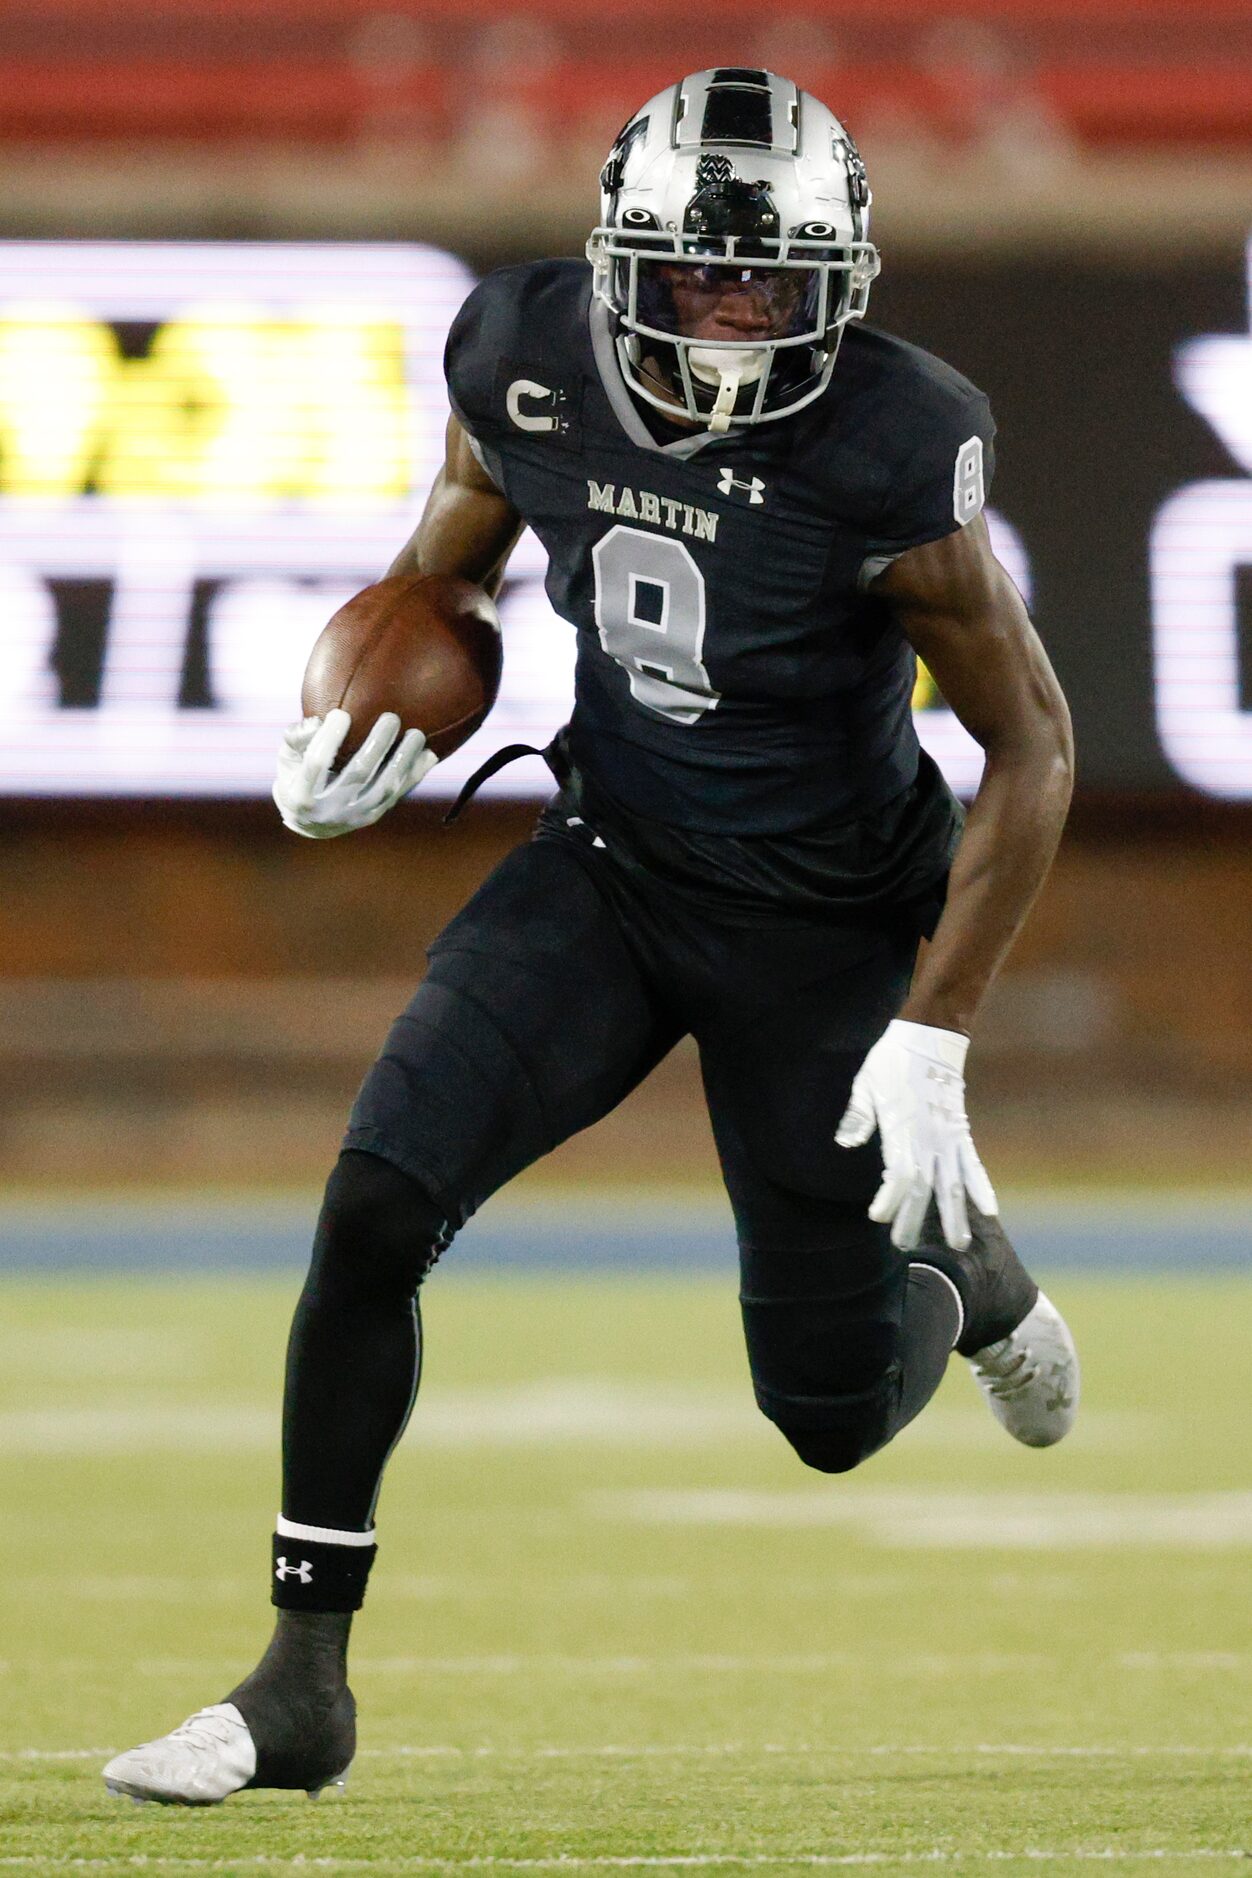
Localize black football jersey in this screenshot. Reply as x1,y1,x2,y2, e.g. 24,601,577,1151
444,259,994,913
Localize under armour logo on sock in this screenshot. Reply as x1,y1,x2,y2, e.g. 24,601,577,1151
274,1556,314,1584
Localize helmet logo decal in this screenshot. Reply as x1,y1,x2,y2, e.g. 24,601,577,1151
600,114,650,202
833,134,870,211
695,153,736,190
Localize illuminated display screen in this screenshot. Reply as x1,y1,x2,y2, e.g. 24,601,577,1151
1151,257,1252,800
0,241,577,801
0,238,1249,802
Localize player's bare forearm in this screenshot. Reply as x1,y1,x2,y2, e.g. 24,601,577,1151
386,415,523,599
907,735,1071,1036
875,514,1074,1037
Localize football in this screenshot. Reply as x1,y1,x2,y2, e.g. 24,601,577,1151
301,573,503,762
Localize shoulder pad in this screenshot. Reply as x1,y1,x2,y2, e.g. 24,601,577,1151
444,259,591,442
805,326,996,552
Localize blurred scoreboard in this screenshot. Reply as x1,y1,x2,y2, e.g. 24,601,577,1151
0,242,546,801
0,237,1250,802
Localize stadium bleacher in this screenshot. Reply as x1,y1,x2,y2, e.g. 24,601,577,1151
0,0,1246,151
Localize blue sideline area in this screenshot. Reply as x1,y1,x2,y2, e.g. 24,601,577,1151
0,1190,1248,1275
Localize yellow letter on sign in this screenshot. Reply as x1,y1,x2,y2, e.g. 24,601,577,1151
0,309,120,496
94,310,413,501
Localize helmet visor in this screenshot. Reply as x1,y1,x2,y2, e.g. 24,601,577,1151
634,259,822,347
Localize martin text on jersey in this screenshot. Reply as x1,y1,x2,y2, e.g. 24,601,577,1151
587,480,719,543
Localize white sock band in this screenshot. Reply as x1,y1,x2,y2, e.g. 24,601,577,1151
909,1263,965,1347
276,1514,376,1548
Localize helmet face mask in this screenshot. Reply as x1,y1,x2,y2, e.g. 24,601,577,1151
587,70,880,432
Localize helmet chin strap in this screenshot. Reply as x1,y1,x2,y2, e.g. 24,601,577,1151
689,345,766,435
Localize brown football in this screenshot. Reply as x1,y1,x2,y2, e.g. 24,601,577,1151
301,574,503,763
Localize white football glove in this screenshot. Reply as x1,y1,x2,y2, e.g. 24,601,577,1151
272,709,437,839
835,1017,998,1253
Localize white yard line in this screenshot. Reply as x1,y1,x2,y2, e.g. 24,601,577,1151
0,1395,1159,1456
356,1742,1252,1760
1,1749,117,1761
2,1570,1105,1603
0,1849,1249,1869
132,1653,1057,1678
7,1743,1252,1765
1119,1653,1251,1670
11,1646,1243,1683
5,1573,691,1605
591,1487,1252,1548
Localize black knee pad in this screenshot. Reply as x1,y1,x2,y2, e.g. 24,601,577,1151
765,1367,903,1474
740,1246,906,1475
308,1149,451,1307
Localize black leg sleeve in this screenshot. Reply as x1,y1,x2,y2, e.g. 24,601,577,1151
893,1263,962,1427
281,1148,449,1534
738,1249,960,1476
698,918,961,1476
281,840,675,1548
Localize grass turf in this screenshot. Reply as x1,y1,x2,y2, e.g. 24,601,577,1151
0,1270,1249,1874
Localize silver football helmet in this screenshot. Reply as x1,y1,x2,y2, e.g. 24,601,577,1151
587,68,881,432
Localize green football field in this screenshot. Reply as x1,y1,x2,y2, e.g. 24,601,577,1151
1,1270,1250,1875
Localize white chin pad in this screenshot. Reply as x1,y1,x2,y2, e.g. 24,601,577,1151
690,347,767,433
689,345,767,388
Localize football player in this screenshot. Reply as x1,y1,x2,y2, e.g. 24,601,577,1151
105,68,1078,1806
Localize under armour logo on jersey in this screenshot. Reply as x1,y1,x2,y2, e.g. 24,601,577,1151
717,468,766,505
274,1557,313,1584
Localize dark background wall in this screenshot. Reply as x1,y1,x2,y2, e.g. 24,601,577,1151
873,252,1251,791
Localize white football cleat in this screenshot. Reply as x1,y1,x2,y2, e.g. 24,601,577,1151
967,1289,1080,1448
103,1703,259,1806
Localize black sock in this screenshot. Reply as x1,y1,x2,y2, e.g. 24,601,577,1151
908,1244,973,1332
226,1610,356,1789
229,1608,351,1708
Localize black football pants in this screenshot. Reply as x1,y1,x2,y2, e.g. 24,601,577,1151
281,820,960,1534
